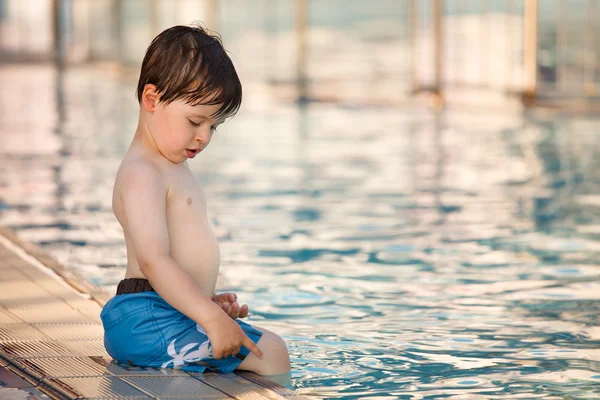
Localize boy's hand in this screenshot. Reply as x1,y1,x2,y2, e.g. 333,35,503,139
211,292,249,320
204,311,263,360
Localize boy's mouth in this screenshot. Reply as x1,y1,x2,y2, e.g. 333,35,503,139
186,148,200,158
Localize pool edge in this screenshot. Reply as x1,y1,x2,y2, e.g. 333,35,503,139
0,226,111,307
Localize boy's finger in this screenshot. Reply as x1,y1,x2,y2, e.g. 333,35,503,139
244,336,263,360
238,304,248,318
229,293,237,303
230,303,239,319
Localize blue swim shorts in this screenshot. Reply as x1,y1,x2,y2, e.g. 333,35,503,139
100,291,263,374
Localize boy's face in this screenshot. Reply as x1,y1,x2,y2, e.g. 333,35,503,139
149,95,224,164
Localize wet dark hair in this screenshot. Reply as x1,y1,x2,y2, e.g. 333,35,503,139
136,23,242,121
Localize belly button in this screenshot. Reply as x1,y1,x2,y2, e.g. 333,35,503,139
187,198,192,206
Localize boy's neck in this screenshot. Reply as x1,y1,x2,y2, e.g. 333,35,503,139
130,111,165,161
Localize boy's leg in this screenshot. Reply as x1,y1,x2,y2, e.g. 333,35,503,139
235,325,291,376
254,371,293,390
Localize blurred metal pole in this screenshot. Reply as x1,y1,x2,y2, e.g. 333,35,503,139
205,0,219,31
408,0,417,93
556,0,567,93
263,0,274,84
149,0,160,37
433,0,442,91
584,0,597,96
432,0,443,105
87,0,94,60
295,0,308,101
111,0,122,63
457,0,467,87
53,0,68,66
483,0,490,89
505,0,513,92
523,0,537,105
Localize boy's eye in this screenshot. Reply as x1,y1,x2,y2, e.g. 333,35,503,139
188,119,218,132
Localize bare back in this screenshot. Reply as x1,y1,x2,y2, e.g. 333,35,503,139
112,152,220,298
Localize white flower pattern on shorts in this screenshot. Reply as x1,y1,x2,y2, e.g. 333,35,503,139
160,324,213,368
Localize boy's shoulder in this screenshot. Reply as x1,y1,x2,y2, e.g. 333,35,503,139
115,155,169,195
115,153,194,199
118,156,162,180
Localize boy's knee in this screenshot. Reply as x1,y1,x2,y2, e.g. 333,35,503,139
267,332,289,354
238,329,290,375
260,332,291,372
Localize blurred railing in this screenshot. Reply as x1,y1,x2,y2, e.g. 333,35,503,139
411,0,599,109
0,0,598,109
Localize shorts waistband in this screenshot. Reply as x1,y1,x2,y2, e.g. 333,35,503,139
116,278,155,295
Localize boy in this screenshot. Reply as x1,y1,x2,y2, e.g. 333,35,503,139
100,24,291,382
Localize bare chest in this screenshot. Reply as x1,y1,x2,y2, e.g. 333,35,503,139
164,169,221,291
166,172,209,221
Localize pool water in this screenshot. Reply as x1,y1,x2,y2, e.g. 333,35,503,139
1,64,600,398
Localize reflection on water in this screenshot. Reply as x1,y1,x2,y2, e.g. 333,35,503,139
2,64,600,398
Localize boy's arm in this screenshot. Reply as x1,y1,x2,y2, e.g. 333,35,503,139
118,162,227,328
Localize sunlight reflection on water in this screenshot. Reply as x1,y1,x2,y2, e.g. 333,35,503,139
1,64,600,398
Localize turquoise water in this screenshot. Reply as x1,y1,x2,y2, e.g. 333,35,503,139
1,64,600,398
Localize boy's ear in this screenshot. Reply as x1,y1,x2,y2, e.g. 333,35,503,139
141,84,160,112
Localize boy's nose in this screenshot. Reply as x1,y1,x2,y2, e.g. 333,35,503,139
195,129,211,143
195,139,208,150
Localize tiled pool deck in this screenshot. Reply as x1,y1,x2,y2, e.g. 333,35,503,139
0,228,306,399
